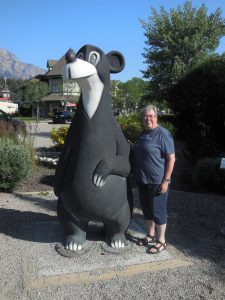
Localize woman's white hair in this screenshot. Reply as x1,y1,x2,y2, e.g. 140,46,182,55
141,104,158,117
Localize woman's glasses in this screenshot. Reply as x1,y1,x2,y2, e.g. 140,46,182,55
143,114,156,119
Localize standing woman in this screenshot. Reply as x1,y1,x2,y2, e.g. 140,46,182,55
132,104,175,254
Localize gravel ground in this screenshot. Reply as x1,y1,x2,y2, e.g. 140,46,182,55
4,141,225,299
15,163,56,193
1,189,224,299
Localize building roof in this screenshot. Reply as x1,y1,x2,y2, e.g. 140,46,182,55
47,60,57,69
1,87,10,93
45,55,66,77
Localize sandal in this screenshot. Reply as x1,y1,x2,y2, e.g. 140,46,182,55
137,234,156,246
147,240,167,254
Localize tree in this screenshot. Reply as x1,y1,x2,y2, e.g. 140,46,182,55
110,78,148,113
62,79,80,109
24,80,49,121
140,1,225,99
125,77,148,110
110,80,124,112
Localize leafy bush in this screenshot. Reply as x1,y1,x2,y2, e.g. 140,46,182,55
117,113,176,142
193,158,225,193
50,126,69,149
117,113,143,142
159,121,177,138
49,115,175,147
0,138,33,192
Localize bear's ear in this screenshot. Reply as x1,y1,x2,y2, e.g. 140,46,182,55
106,51,125,74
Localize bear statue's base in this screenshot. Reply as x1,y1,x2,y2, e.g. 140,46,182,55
55,240,133,258
100,241,132,254
55,243,90,258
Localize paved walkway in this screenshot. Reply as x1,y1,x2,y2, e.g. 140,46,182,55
25,120,66,149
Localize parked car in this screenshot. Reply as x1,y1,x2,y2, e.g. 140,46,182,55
52,111,74,124
0,109,27,141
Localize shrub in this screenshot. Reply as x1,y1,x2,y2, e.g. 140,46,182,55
159,121,177,138
117,113,176,142
0,121,17,140
117,113,142,142
193,158,225,193
49,115,175,147
0,138,33,192
50,126,69,150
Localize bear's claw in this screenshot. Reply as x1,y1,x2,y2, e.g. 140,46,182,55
66,242,83,252
111,240,125,248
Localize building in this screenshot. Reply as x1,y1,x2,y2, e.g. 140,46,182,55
41,53,80,117
16,52,80,118
0,77,18,114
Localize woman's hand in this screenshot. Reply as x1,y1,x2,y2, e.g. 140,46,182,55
159,180,169,193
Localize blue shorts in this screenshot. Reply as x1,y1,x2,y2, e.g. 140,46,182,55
138,183,168,225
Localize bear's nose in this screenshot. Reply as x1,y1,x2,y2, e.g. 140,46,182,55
65,48,76,63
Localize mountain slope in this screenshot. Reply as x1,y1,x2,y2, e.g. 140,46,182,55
0,49,46,80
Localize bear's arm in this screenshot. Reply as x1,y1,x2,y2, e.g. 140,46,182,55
114,123,131,176
92,124,131,187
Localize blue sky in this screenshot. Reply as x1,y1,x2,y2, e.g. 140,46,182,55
1,0,225,82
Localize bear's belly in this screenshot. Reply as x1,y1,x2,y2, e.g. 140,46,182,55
62,174,127,221
59,127,129,221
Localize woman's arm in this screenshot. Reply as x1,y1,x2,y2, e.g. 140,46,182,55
160,153,176,193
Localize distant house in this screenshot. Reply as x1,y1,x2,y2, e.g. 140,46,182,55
16,52,80,118
0,78,18,114
41,53,80,117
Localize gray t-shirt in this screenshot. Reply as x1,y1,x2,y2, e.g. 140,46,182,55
132,125,175,184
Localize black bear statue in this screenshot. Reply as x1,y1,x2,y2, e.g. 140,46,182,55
54,44,132,253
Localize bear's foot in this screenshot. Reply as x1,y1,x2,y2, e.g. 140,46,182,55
101,237,131,254
108,233,127,249
64,235,86,252
111,240,125,248
55,243,89,257
65,242,83,251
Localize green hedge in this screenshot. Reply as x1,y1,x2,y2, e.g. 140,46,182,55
169,55,225,160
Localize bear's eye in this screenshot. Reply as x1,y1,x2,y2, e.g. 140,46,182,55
77,53,83,60
89,51,100,65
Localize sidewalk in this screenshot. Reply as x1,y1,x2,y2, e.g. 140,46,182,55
0,188,224,299
26,120,65,149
